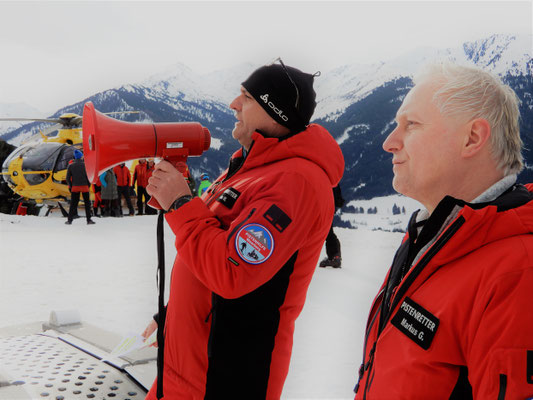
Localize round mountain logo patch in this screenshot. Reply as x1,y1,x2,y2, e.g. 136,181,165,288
235,223,274,264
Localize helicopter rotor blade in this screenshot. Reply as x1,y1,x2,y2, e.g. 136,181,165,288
0,118,63,124
1,111,140,130
103,111,140,115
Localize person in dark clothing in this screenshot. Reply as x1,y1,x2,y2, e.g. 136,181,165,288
319,184,344,268
65,149,95,225
132,159,148,215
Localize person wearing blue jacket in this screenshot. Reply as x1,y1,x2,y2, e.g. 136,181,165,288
100,169,120,217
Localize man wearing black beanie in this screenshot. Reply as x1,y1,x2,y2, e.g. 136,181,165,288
239,59,317,135
145,59,344,400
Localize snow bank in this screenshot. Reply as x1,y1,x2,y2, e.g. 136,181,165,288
0,212,403,398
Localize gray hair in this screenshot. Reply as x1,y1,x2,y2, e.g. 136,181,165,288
414,63,523,175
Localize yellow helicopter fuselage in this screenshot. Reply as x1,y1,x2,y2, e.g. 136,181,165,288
4,156,71,201
1,123,94,202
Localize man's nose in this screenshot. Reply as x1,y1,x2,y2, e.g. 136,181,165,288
383,126,403,153
230,96,242,111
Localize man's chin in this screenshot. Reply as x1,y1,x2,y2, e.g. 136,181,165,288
392,178,407,197
231,127,240,141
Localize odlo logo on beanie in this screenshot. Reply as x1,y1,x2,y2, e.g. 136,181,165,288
260,94,289,122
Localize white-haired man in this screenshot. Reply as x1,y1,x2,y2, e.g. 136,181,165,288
355,63,533,399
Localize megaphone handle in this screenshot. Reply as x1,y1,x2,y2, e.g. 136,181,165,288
147,159,189,211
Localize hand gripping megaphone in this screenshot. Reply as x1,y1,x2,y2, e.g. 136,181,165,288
82,101,211,209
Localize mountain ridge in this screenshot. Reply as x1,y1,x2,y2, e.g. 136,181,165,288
2,34,531,202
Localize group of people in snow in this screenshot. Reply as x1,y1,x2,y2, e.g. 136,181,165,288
65,156,211,223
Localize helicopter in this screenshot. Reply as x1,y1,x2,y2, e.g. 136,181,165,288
0,111,138,214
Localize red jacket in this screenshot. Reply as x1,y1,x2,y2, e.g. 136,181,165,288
146,164,155,181
113,164,131,187
133,162,148,188
355,184,533,400
146,124,344,399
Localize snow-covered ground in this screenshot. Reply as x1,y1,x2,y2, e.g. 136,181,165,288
0,207,409,399
343,194,423,232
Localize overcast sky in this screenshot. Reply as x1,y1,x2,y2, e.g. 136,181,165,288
0,0,531,114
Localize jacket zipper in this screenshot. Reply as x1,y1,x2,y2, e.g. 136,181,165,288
387,216,465,319
362,342,376,400
205,142,256,208
204,198,257,320
355,289,384,394
204,181,223,206
360,216,465,397
226,208,256,245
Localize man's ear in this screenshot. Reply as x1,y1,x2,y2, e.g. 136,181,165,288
462,118,491,158
269,120,291,137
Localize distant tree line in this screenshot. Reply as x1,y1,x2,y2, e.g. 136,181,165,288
392,203,406,215
344,203,406,215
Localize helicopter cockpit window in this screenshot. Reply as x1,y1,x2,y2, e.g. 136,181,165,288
2,145,32,171
54,146,78,174
2,146,33,185
21,142,64,172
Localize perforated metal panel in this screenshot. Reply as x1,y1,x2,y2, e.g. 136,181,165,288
0,334,145,399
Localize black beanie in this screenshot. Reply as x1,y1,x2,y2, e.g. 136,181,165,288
242,63,317,133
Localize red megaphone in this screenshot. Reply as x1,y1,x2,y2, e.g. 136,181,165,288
82,101,211,208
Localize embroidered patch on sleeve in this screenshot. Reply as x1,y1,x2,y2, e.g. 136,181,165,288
235,223,274,264
263,204,292,233
391,297,439,350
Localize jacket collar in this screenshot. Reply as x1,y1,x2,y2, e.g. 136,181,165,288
410,181,533,270
228,124,344,187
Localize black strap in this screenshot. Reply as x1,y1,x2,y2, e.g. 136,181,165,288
526,350,533,384
498,374,507,400
156,210,166,399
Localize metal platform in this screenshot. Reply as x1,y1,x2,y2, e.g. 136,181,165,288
0,318,156,399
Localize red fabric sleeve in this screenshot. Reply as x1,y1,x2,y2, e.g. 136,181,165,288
165,172,330,299
467,240,533,398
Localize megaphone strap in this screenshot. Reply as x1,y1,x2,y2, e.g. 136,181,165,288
156,210,167,399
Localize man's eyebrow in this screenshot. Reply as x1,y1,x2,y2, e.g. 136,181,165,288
394,112,404,122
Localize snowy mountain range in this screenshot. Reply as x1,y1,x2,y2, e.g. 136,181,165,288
1,34,532,202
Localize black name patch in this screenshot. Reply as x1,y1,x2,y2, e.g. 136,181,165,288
391,297,439,350
217,187,241,209
263,204,292,233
